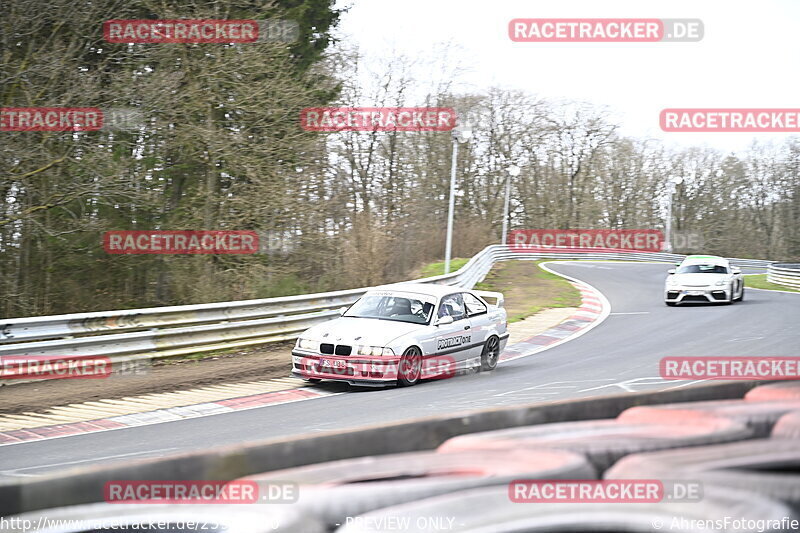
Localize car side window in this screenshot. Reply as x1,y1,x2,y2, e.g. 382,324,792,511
462,292,487,316
438,293,466,321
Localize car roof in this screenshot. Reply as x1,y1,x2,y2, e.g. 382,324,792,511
680,255,729,266
370,282,466,298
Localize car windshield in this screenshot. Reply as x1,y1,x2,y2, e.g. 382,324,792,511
343,292,435,324
677,264,728,274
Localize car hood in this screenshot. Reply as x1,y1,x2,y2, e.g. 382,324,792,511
669,273,730,286
301,317,423,346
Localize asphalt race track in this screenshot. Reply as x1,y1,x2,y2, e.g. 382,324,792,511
1,261,797,480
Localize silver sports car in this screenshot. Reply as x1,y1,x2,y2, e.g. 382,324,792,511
291,283,508,387
664,255,744,306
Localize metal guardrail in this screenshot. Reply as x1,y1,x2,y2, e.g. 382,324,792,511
767,263,800,290
0,246,775,363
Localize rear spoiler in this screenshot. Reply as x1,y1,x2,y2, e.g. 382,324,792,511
473,290,504,308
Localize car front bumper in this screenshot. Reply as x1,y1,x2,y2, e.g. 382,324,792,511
291,350,399,385
664,287,732,304
290,349,457,386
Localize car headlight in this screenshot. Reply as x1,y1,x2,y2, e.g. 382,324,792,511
296,338,317,351
715,280,728,286
667,277,679,286
357,345,394,356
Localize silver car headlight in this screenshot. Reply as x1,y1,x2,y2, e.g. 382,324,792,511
715,280,728,286
296,338,318,351
357,345,394,356
667,277,679,286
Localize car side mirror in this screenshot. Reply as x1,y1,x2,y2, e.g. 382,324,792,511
436,316,454,326
731,267,741,274
338,306,348,315
667,269,676,275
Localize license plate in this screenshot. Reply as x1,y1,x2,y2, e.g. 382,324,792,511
320,359,345,369
687,291,704,296
320,358,331,367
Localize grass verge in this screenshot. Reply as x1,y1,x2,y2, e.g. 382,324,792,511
744,274,800,293
417,258,470,277
474,260,581,323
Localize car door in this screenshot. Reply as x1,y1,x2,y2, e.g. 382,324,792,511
421,293,472,370
462,291,489,359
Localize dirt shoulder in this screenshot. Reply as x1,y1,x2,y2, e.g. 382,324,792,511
0,342,294,415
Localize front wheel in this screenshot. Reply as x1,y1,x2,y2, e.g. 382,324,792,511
665,301,677,307
397,346,422,387
480,336,500,371
734,282,744,302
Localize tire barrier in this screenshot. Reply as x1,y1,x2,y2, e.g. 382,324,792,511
617,399,800,438
4,503,324,532
772,411,800,439
0,380,760,517
333,484,795,533
606,439,800,513
746,382,800,402
436,418,752,472
239,449,595,528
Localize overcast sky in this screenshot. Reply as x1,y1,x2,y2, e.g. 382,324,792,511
333,0,800,153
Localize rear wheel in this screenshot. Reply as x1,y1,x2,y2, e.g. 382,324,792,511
480,336,500,371
397,346,422,387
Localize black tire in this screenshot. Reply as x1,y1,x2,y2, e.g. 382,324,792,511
397,346,422,387
303,378,322,384
773,411,800,439
737,284,745,301
480,335,500,371
665,301,676,307
619,399,800,438
245,449,595,528
746,382,800,401
438,418,751,472
606,438,800,513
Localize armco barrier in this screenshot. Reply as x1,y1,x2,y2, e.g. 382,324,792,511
767,263,800,290
0,246,773,364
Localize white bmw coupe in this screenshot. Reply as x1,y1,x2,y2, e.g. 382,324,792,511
291,283,508,387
